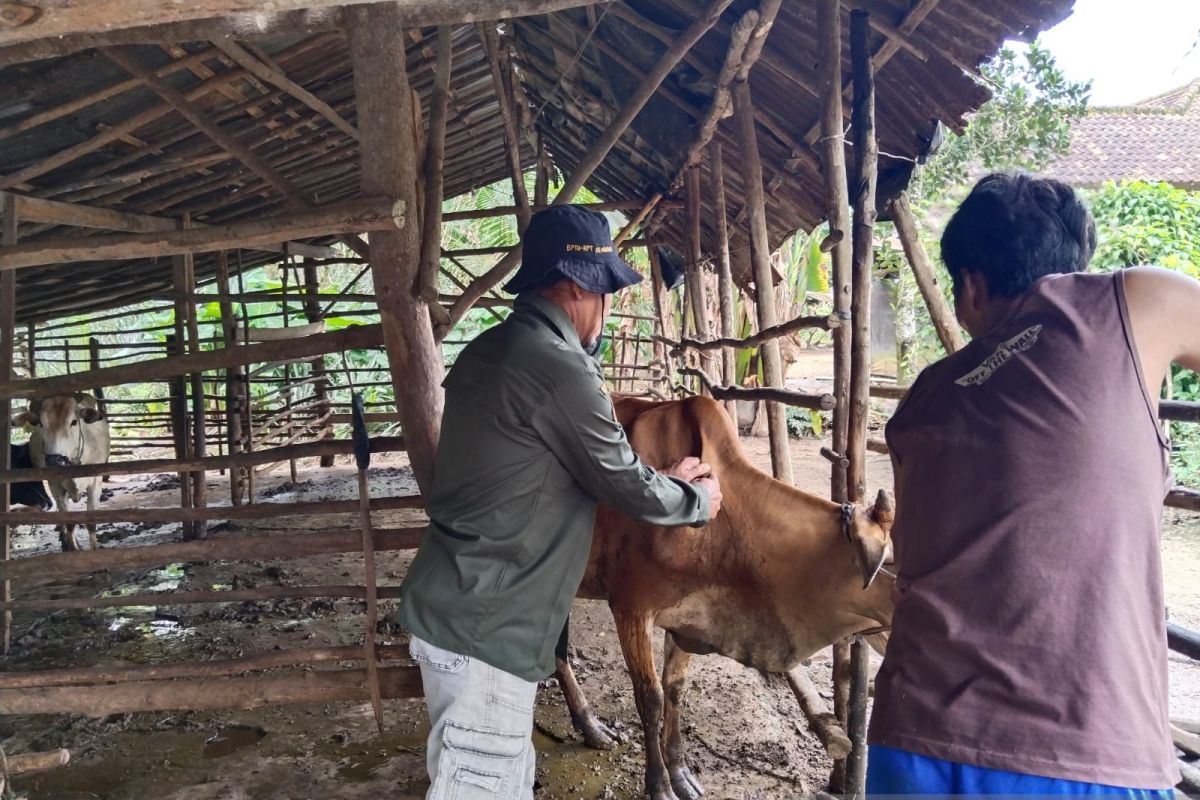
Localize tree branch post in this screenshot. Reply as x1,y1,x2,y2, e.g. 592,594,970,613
348,4,445,496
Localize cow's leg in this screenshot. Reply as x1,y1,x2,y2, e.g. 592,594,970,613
662,632,702,800
554,617,621,750
614,610,676,800
49,483,77,552
85,478,100,550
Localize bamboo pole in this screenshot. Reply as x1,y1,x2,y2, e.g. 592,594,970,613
708,143,738,422
303,262,335,468
0,665,423,717
443,0,736,330
731,80,793,484
0,645,410,689
891,192,965,354
2,750,70,775
0,584,385,614
169,272,195,541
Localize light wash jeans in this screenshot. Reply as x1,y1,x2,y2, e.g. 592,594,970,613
410,635,538,800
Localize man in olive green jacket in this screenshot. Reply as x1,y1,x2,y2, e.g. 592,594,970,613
398,205,722,800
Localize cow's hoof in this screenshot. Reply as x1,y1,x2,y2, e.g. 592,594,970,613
59,537,79,552
573,712,622,750
669,766,704,800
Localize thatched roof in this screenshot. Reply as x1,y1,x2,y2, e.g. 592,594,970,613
0,0,1076,323
1044,79,1200,190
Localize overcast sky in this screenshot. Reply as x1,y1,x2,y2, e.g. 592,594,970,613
1037,0,1200,106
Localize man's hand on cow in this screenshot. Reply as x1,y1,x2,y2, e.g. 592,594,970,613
664,456,711,483
664,457,723,519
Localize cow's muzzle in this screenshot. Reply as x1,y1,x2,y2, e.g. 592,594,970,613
45,453,72,467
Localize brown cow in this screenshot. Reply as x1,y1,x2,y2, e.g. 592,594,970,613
558,396,895,800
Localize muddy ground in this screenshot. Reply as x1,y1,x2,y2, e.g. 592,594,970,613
2,410,1199,799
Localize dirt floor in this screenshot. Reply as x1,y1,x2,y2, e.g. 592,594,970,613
2,399,1199,799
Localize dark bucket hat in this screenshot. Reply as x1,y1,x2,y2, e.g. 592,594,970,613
503,205,644,295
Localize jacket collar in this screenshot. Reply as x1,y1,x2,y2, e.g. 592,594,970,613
515,292,584,354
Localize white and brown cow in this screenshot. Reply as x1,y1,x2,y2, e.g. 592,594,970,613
17,394,111,551
560,396,895,800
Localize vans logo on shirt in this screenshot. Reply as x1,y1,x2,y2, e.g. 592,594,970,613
955,325,1043,387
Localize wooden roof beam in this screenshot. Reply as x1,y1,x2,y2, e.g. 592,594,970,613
0,197,404,270
103,47,298,200
444,0,736,331
0,0,616,52
210,39,360,142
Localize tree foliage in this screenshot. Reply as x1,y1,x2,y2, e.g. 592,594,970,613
1089,180,1200,278
910,42,1091,204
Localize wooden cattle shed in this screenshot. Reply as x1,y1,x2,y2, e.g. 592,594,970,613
0,0,1120,795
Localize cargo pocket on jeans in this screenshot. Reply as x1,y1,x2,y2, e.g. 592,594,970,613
439,720,527,800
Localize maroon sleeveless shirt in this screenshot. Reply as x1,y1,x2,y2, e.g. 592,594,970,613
870,271,1177,788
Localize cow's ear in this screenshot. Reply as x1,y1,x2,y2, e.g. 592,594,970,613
12,410,36,428
850,521,889,590
79,408,103,424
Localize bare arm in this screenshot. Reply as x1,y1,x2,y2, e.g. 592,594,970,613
1122,267,1200,393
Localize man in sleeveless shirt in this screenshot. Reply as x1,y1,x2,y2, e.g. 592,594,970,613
868,173,1200,794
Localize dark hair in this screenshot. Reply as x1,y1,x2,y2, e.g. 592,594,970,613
940,173,1097,299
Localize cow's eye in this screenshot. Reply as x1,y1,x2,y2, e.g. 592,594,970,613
70,420,78,427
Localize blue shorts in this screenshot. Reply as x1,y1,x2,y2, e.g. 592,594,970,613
867,745,1175,796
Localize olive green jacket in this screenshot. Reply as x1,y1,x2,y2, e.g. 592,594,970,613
397,293,709,680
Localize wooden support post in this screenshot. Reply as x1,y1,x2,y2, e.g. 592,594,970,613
684,165,712,343
184,219,208,539
534,132,550,206
891,192,965,354
303,262,334,468
480,22,531,233
216,252,245,502
844,12,877,794
349,3,445,497
0,200,14,653
443,0,735,330
818,0,854,790
26,323,35,377
648,244,677,387
418,25,454,322
708,142,738,422
280,263,299,484
166,330,193,540
732,80,793,484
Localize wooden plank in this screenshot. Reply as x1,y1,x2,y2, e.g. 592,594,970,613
0,198,404,270
0,0,612,50
0,645,411,688
0,194,12,652
0,527,427,583
0,435,405,484
0,322,385,399
243,321,325,342
419,25,454,324
1167,487,1200,513
2,191,177,233
0,665,423,716
0,494,423,527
